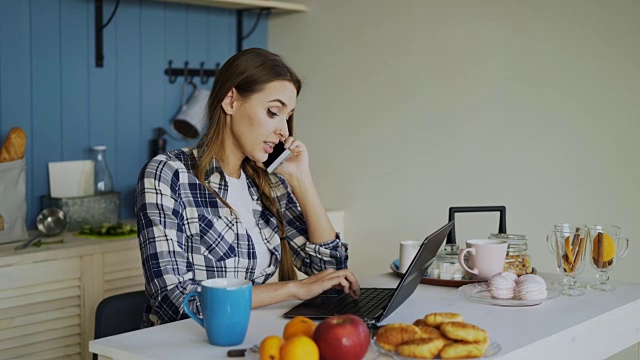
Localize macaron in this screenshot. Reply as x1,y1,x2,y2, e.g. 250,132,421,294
488,273,516,299
498,271,518,283
515,274,547,300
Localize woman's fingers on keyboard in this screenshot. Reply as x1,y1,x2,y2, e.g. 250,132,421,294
333,269,360,297
302,268,360,299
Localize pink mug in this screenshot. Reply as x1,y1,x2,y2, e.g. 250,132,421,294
458,239,508,280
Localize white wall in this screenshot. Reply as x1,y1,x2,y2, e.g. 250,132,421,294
270,3,639,356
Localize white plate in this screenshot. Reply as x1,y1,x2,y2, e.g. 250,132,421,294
458,282,559,307
372,337,502,359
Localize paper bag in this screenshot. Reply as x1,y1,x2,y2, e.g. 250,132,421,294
0,158,28,243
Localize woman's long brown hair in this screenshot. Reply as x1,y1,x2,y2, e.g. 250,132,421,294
195,48,301,282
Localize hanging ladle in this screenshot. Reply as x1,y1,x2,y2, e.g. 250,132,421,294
15,208,67,250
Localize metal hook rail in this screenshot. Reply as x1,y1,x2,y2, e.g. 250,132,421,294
164,61,220,84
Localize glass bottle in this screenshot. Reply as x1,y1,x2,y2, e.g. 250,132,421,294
91,145,114,193
489,233,532,276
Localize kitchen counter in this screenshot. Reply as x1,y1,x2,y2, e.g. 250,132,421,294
0,228,138,267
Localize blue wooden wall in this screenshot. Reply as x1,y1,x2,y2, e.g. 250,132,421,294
0,0,267,227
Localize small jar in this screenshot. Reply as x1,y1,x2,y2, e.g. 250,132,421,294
489,233,532,276
429,244,469,280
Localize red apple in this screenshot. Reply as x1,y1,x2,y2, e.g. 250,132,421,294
313,315,370,360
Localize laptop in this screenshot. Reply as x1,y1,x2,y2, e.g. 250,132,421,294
283,221,453,327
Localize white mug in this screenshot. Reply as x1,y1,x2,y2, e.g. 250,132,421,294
399,240,421,273
171,86,210,139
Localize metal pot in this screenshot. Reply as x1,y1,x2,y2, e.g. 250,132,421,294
15,208,67,250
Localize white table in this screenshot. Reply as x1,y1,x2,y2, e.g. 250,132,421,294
89,273,640,359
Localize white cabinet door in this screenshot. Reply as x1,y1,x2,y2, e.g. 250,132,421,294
0,257,82,359
102,249,145,298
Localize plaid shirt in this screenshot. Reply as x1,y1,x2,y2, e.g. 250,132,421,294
136,148,348,326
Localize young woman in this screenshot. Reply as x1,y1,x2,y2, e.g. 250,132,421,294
136,48,360,326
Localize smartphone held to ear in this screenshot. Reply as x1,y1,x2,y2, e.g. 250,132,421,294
263,142,291,173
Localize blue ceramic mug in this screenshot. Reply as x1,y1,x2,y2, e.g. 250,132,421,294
183,278,252,346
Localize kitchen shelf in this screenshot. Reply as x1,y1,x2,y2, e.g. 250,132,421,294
149,0,308,12
95,0,306,68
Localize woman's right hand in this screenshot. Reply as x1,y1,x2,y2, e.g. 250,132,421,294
295,269,361,300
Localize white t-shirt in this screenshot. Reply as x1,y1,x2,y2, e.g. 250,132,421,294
225,171,271,278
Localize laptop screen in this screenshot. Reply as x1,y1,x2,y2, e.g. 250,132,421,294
282,221,454,322
376,221,453,322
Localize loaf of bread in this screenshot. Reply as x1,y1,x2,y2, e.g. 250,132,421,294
0,127,27,163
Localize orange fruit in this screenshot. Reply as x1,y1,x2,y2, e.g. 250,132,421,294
280,335,319,360
259,335,285,360
592,232,616,263
283,316,317,340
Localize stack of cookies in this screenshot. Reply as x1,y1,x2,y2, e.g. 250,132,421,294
375,312,489,359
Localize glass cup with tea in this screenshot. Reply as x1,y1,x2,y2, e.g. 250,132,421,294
587,225,629,291
549,224,589,289
546,225,589,296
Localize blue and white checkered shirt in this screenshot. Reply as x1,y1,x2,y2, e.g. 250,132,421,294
136,148,348,326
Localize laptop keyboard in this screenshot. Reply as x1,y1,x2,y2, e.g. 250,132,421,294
318,288,394,317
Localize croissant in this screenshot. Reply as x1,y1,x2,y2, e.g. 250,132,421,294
0,127,27,163
396,337,446,359
424,312,464,328
375,323,425,351
440,342,486,359
439,321,489,343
